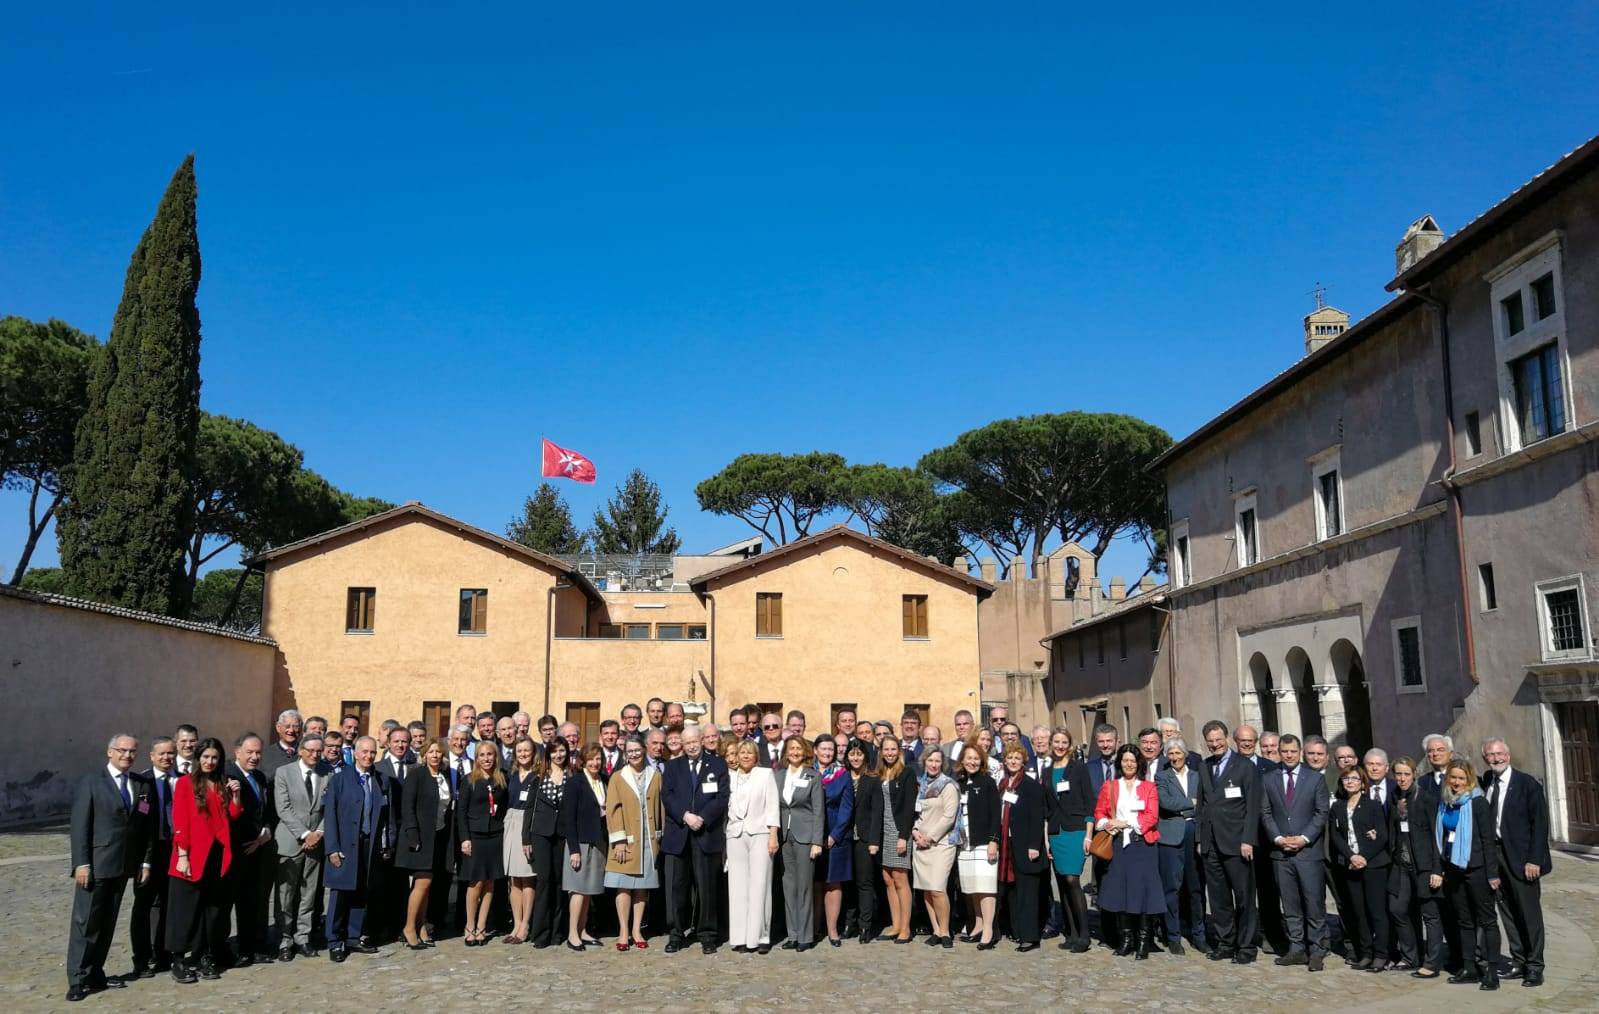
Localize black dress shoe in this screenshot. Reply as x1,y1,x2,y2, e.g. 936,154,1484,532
731,945,748,953
702,942,719,955
66,986,90,1002
254,951,277,964
1275,952,1306,966
171,962,198,984
781,939,798,950
121,966,147,981
1523,970,1544,988
298,944,321,958
1016,942,1040,953
278,947,296,962
233,953,255,968
664,937,685,954
941,935,953,949
349,941,379,954
1447,971,1479,985
1504,963,1525,979
1308,954,1324,972
1209,947,1235,962
1169,939,1185,956
756,943,772,954
329,948,347,963
828,938,841,948
565,941,586,952
977,940,998,951
1232,952,1256,964
198,960,221,980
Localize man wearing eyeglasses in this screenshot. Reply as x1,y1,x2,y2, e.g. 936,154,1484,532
67,734,153,1002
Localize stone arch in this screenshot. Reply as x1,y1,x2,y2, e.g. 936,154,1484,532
1328,638,1373,754
1285,646,1318,739
1246,652,1278,733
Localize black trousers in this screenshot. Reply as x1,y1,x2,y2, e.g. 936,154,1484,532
66,872,128,988
1397,871,1445,970
1005,871,1041,944
1341,865,1390,962
228,844,272,956
666,845,722,943
1445,864,1500,974
1090,854,1116,945
1203,849,1257,956
1495,842,1545,973
130,841,172,968
167,852,231,962
527,834,565,946
1254,844,1286,953
851,840,878,936
1158,824,1206,945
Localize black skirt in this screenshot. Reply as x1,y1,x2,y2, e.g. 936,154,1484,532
459,833,505,882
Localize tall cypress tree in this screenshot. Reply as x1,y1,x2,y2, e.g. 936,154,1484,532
58,156,203,615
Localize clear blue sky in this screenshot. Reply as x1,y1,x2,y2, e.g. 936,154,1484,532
4,4,1597,585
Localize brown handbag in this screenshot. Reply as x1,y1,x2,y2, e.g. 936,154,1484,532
1089,829,1115,861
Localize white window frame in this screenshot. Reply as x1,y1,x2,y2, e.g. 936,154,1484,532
1233,489,1259,568
1488,234,1573,452
1170,519,1191,587
1310,446,1343,542
1536,574,1593,662
1390,615,1427,695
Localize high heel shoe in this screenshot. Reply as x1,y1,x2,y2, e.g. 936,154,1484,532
976,939,997,951
565,940,586,952
616,940,632,952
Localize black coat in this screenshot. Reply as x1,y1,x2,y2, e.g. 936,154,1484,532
1329,795,1390,869
523,775,566,844
397,766,454,870
851,773,883,848
1001,775,1047,875
1199,751,1260,857
559,777,607,857
69,768,155,878
957,772,1001,846
224,763,274,848
1044,759,1094,830
883,767,919,847
1437,794,1500,880
1482,768,1554,879
1391,786,1441,897
455,778,509,840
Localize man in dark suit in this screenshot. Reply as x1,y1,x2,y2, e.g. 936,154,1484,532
1482,738,1552,988
371,726,414,941
1083,723,1121,947
226,733,276,967
322,736,394,960
261,709,303,777
66,733,153,1002
1234,723,1284,954
1417,734,1453,804
756,713,785,768
127,736,178,979
1200,719,1261,964
899,710,926,771
599,721,624,779
1261,734,1331,971
662,724,732,954
1362,748,1398,815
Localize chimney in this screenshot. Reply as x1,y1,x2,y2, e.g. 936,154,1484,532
1395,215,1445,276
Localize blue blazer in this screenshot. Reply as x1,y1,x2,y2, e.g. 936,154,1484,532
321,765,394,892
661,754,731,855
820,765,855,845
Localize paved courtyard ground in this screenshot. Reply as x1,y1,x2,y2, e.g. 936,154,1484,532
4,824,1597,1012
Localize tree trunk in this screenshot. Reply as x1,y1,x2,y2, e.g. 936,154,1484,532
220,566,253,628
8,484,61,586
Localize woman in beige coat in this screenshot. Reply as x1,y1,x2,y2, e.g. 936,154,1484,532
604,739,664,950
912,748,961,947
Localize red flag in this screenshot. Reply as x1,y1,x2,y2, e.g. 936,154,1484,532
541,438,596,484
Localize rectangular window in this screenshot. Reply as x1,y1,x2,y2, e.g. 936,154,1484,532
1118,620,1128,660
1317,469,1343,538
1175,535,1190,586
1532,272,1557,320
902,594,929,638
1510,343,1567,445
491,700,520,719
597,623,621,639
1478,563,1498,612
345,587,376,632
1501,290,1525,336
1464,410,1483,457
756,592,783,637
904,703,930,727
686,624,707,639
1150,610,1161,653
1076,635,1085,670
422,701,451,741
657,623,685,640
1391,617,1426,693
1096,629,1104,665
624,623,651,639
340,700,371,733
1538,577,1591,661
566,701,600,745
1122,706,1132,741
458,588,487,634
1237,508,1258,565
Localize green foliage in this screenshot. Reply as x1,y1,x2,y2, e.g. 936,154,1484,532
694,451,847,545
187,413,307,583
57,156,203,616
189,567,263,633
919,411,1171,575
591,468,680,555
506,482,587,554
0,316,99,583
18,566,69,594
835,464,964,561
336,492,395,523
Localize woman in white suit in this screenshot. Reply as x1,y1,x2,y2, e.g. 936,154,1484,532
726,739,781,954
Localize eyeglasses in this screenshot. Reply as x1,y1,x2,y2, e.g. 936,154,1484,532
763,724,780,730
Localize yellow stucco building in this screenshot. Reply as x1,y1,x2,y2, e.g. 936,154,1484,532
253,503,991,740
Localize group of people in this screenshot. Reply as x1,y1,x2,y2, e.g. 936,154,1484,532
65,697,1555,1002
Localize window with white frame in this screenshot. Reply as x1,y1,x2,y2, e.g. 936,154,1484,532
1490,236,1571,451
1311,448,1343,541
1234,490,1259,567
1537,575,1592,662
1390,616,1426,693
1171,519,1191,587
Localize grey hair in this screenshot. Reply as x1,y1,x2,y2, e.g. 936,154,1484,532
450,724,473,736
301,735,324,752
1364,747,1389,765
1481,737,1509,753
1422,733,1453,751
354,736,378,751
276,708,302,725
1157,717,1182,734
106,733,137,750
1164,737,1188,755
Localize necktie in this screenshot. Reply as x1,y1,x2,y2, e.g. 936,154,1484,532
398,760,407,782
1285,769,1296,808
359,773,372,835
161,775,173,839
305,769,315,805
118,773,131,811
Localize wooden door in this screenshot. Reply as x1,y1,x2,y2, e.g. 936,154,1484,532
1556,701,1599,845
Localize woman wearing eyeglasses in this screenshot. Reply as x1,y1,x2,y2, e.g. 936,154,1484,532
604,737,663,951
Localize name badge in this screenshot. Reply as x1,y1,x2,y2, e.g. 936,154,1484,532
794,776,810,788
914,797,924,813
1445,831,1455,844
1055,781,1070,793
1129,799,1145,811
136,799,151,814
1399,820,1410,833
519,790,529,803
1002,791,1019,805
1224,786,1243,799
701,781,718,793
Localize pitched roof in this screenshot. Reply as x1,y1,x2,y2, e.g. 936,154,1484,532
1387,132,1599,291
0,582,277,646
1040,589,1167,642
245,501,602,599
687,525,994,596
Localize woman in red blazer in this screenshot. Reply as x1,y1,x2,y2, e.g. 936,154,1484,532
1092,744,1164,959
165,738,243,984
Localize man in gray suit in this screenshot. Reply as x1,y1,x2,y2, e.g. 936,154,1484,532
272,735,328,961
1260,734,1331,971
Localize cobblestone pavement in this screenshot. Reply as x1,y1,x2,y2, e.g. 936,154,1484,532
3,827,1596,1012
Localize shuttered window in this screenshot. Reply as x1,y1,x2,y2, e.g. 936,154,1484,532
902,595,929,638
422,701,451,741
756,593,783,637
567,701,600,745
346,588,376,632
459,589,488,634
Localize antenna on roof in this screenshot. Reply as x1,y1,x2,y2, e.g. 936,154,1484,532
1309,282,1327,310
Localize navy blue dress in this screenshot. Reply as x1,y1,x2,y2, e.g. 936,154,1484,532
813,765,855,883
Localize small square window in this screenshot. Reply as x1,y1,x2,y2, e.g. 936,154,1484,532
597,623,621,639
1391,617,1426,693
624,623,651,639
902,594,929,638
657,623,685,640
1501,290,1525,336
686,624,707,639
1464,411,1483,457
1478,563,1498,611
346,587,376,632
1538,580,1589,661
459,588,487,634
1532,273,1557,320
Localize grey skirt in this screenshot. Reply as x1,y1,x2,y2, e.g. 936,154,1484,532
563,843,607,896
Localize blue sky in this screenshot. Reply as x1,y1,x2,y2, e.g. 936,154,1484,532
3,3,1597,585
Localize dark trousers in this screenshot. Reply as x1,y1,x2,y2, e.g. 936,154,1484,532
1388,866,1417,964
66,872,128,988
1158,824,1206,945
1495,843,1545,973
1274,857,1328,956
666,845,722,943
1005,872,1041,944
1341,865,1389,962
1254,844,1286,953
1203,849,1257,956
130,842,171,969
329,838,370,948
1397,872,1445,970
1445,864,1500,974
527,834,564,946
1090,854,1117,946
851,840,878,936
1326,859,1353,952
228,844,272,956
166,852,231,963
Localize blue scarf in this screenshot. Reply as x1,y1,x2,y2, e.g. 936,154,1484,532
1436,787,1481,869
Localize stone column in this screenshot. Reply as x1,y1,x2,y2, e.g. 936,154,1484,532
1240,691,1262,729
1276,688,1302,738
1318,684,1348,745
